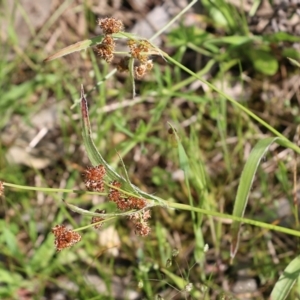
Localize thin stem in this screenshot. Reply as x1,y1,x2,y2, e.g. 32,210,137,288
3,182,105,196
166,201,300,238
149,0,198,42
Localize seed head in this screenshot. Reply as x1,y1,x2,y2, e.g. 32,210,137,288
127,196,147,209
95,43,114,63
135,64,147,79
109,180,122,202
128,210,151,236
98,17,124,34
83,165,106,192
128,40,150,64
91,209,106,229
52,225,81,252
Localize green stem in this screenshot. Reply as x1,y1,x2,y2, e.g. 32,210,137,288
149,0,198,42
166,201,300,237
3,182,105,196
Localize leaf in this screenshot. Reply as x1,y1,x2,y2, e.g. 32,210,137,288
249,49,279,76
270,255,300,300
264,32,300,43
80,86,163,204
44,38,101,62
230,137,281,259
167,123,190,175
44,32,140,62
80,85,124,183
287,57,300,68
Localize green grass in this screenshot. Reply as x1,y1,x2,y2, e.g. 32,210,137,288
1,0,300,299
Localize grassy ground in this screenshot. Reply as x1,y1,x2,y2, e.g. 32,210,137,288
1,0,300,299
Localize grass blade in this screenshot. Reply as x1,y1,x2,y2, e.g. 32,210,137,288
44,37,102,62
270,255,300,300
230,137,280,259
80,85,124,182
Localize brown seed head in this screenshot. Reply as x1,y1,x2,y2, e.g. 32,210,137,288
52,225,81,252
91,209,106,229
102,35,115,47
108,180,122,202
133,221,151,236
95,44,114,63
127,196,147,209
135,64,147,79
128,210,151,236
129,40,150,64
98,17,124,34
83,165,106,192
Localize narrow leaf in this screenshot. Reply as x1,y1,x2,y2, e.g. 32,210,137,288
230,137,281,258
270,255,300,300
44,37,102,62
64,200,137,217
43,32,140,62
287,57,300,68
167,123,190,175
80,85,123,182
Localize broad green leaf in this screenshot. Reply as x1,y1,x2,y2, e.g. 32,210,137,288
230,137,281,258
249,49,278,76
270,255,300,300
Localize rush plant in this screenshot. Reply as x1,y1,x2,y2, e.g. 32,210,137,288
2,1,300,298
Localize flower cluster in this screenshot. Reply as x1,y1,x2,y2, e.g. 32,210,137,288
52,225,81,252
128,39,153,79
95,18,154,79
0,181,4,196
128,209,151,236
82,165,106,192
95,17,123,63
91,209,106,229
108,180,147,211
52,162,152,251
98,17,124,35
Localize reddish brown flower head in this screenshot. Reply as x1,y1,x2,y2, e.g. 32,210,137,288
83,165,106,192
102,35,115,47
98,17,124,34
129,40,150,64
52,225,81,252
127,196,147,209
128,210,151,236
95,43,114,63
108,180,122,202
91,209,106,229
134,221,151,236
109,181,148,211
135,64,147,79
0,181,4,196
